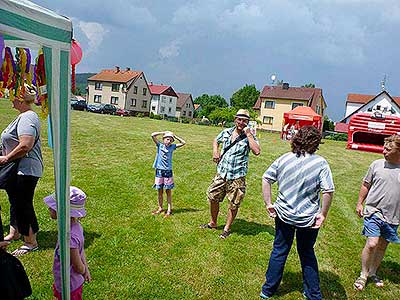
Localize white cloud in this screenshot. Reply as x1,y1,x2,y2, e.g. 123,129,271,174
159,40,181,59
78,21,109,54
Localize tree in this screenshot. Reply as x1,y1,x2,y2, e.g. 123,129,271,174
302,83,315,88
208,107,237,124
230,84,260,109
323,115,335,131
194,94,228,108
194,94,228,118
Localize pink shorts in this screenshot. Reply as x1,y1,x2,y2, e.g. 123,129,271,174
53,284,83,300
153,169,174,190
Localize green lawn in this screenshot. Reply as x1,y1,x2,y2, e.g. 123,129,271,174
1,100,399,300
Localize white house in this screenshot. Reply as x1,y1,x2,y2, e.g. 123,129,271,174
149,83,178,117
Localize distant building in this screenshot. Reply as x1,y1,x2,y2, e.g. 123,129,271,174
149,83,178,117
253,83,326,131
176,93,194,119
335,91,400,132
87,66,151,115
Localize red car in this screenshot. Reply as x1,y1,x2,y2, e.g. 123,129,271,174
116,108,130,116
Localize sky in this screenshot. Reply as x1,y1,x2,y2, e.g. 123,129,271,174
34,0,400,121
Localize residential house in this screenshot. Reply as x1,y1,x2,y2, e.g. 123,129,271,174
87,66,151,115
149,84,178,117
253,83,326,131
335,91,400,132
176,93,194,119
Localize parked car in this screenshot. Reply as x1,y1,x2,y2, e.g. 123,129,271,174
101,104,117,115
71,100,87,111
116,108,130,116
87,104,103,113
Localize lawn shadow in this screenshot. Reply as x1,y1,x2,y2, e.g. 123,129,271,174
173,207,203,215
380,260,400,284
37,230,101,250
275,271,347,299
231,218,275,236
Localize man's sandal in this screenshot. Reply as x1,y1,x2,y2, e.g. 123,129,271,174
369,275,384,287
199,223,217,230
354,276,367,291
219,230,231,239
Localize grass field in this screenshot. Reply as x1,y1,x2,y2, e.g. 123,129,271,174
1,100,399,300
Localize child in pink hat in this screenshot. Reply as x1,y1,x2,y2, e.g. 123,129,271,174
44,186,91,300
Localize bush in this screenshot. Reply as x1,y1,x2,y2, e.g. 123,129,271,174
166,116,178,122
180,117,191,124
325,133,348,141
149,112,154,119
153,114,163,120
136,113,144,118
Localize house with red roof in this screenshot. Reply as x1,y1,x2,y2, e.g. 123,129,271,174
253,83,326,131
87,66,151,115
335,90,400,133
176,93,194,119
149,83,178,117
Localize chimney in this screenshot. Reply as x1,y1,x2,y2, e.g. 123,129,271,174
115,66,120,73
126,67,130,71
282,82,289,90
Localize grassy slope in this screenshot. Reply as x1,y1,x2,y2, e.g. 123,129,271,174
1,100,399,300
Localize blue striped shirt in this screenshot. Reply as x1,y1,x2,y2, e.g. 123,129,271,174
263,152,335,227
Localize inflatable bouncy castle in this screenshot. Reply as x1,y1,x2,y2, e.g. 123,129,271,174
347,112,400,153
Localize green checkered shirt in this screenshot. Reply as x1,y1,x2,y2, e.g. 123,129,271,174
216,127,257,180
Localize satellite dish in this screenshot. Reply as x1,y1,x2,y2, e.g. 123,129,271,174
271,74,276,81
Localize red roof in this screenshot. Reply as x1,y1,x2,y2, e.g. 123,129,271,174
88,69,141,83
347,93,400,106
148,83,178,97
253,85,323,109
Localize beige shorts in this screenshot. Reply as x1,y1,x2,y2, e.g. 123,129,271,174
207,174,246,210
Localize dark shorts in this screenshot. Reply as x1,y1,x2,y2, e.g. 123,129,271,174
153,169,174,190
207,174,246,210
362,214,400,243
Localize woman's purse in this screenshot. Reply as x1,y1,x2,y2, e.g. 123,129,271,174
0,160,20,190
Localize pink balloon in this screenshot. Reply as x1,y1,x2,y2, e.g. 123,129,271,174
70,39,83,65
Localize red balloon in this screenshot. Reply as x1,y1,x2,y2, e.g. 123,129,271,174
70,39,83,65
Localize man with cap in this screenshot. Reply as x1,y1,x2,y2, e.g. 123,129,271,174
200,109,260,239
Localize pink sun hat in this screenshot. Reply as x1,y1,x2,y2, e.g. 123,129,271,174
44,186,87,218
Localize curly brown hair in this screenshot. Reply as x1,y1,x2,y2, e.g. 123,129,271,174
384,135,400,151
291,125,322,156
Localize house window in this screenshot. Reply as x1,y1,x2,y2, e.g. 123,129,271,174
183,111,186,116
142,100,147,108
131,99,136,107
160,106,165,113
111,96,119,105
169,97,172,103
292,102,303,109
264,100,275,109
263,116,273,125
95,82,102,90
134,86,138,94
168,107,172,113
316,105,321,115
151,106,156,111
112,83,120,92
94,95,102,103
143,88,147,95
188,111,192,117
376,105,381,110
186,103,191,108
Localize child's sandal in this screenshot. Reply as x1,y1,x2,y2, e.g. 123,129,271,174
369,275,384,287
354,276,367,291
151,208,164,215
164,211,172,218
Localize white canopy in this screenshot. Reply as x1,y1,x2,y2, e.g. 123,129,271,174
1,0,72,299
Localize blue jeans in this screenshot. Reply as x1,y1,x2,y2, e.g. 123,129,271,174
261,217,321,300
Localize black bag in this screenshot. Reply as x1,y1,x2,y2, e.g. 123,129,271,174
0,250,32,300
0,160,20,190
